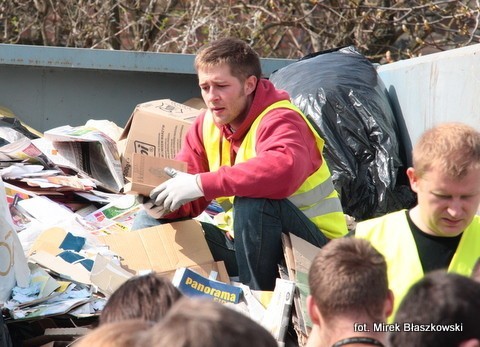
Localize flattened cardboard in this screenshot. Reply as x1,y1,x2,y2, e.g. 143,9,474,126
123,153,187,196
29,227,67,256
281,233,321,340
120,99,199,178
289,233,320,273
29,250,92,285
98,220,213,274
90,254,133,296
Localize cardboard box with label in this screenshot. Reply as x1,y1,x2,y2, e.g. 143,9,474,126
119,99,200,178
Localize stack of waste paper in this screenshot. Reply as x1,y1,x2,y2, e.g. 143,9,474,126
0,101,304,347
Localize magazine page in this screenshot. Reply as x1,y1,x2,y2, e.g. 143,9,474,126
0,137,57,169
31,138,84,172
43,126,124,192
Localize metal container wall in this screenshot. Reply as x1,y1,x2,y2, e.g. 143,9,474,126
0,44,292,133
377,43,480,165
1,43,479,150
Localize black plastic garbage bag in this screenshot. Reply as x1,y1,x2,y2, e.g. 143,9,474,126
270,46,416,221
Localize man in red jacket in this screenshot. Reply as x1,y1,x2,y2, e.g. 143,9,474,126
132,37,347,290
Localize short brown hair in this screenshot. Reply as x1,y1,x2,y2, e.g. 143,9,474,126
194,37,262,81
412,122,480,179
139,297,277,347
100,272,182,324
308,237,388,320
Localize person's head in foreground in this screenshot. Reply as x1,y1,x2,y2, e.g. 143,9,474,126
390,270,480,347
138,297,278,347
194,37,261,131
99,272,182,325
307,237,393,347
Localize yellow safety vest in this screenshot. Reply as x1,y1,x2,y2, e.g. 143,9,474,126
202,100,347,239
356,210,480,321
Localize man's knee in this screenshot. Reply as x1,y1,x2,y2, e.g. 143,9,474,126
131,210,162,230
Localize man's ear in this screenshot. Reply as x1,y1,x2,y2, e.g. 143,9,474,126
406,167,419,193
459,339,480,347
244,75,257,96
384,289,394,318
307,295,320,325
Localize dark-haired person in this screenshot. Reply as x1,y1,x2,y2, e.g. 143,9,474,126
306,237,393,347
100,272,182,324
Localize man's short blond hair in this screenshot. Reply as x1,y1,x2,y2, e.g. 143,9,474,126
412,122,480,179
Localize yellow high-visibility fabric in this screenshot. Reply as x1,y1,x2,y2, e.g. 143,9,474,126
356,210,480,321
202,100,347,239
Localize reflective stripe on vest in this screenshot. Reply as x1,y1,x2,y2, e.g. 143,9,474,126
356,210,480,321
203,100,347,239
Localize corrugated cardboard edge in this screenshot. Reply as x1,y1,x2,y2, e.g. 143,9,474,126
118,99,200,141
98,220,213,274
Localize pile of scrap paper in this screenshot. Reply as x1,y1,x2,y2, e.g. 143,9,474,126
0,114,139,331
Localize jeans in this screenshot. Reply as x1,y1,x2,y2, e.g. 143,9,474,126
131,197,328,291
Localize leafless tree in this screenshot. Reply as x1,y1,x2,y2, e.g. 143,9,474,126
1,0,479,62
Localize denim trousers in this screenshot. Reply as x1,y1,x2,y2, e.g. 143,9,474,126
131,197,328,291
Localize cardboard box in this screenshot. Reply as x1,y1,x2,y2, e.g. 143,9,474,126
120,99,200,178
98,220,214,275
123,153,187,196
281,233,321,343
183,97,207,110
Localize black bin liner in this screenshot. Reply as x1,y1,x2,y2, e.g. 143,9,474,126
270,46,416,221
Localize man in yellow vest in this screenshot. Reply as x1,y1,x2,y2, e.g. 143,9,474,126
356,122,480,319
132,37,347,290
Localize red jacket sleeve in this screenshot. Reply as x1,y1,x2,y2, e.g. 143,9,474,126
200,108,322,200
163,106,322,220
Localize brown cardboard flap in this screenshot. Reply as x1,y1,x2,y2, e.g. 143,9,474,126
90,254,134,296
29,227,67,256
99,220,213,274
123,153,187,196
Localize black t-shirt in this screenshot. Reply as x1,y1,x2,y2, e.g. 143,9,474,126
406,210,462,273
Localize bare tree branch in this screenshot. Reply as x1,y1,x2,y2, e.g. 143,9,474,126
1,0,479,63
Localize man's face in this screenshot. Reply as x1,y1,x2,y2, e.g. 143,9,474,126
197,63,256,130
408,165,480,237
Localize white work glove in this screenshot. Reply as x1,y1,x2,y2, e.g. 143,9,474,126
150,167,204,212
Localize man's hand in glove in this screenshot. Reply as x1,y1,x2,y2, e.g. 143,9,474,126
150,167,204,212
